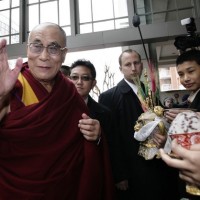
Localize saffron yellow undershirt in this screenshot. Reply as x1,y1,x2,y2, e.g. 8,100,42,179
18,73,39,106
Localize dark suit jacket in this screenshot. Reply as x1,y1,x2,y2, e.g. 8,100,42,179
87,95,112,139
99,79,180,200
87,95,117,199
190,90,200,111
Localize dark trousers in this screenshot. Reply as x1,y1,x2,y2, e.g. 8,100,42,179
116,188,132,200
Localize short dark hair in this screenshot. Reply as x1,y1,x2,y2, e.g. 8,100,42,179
70,59,96,79
176,49,200,66
60,65,70,76
118,49,141,66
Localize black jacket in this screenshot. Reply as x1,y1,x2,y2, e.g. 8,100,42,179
190,90,200,111
87,95,112,141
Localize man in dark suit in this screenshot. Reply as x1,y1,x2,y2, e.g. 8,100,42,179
69,59,112,146
99,49,180,200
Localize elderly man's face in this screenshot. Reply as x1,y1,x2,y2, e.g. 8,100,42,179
27,25,67,84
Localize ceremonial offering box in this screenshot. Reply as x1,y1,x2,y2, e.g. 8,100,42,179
168,111,200,196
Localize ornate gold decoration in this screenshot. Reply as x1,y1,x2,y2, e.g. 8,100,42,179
133,70,169,160
134,106,166,160
186,184,200,196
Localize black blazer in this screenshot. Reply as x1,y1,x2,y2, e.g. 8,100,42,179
190,90,200,111
99,79,180,200
87,95,112,140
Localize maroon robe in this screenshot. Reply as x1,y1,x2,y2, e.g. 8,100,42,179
0,63,115,200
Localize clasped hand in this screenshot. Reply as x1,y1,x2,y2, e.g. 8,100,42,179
78,113,101,142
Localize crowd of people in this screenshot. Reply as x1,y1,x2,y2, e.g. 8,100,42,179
163,94,190,109
1,21,200,200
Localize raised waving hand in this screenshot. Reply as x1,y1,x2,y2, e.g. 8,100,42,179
0,39,23,101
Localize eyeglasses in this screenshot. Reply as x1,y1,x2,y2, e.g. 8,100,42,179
70,75,93,81
27,43,67,56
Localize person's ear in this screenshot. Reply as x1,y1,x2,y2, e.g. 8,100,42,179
26,44,29,58
91,80,97,89
119,66,122,71
141,62,143,70
61,48,68,63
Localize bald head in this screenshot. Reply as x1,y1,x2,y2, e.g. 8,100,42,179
28,22,67,47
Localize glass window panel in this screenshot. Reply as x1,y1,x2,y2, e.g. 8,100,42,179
11,35,19,44
1,36,9,44
28,0,39,4
159,66,185,91
177,0,193,9
0,0,10,9
29,4,39,31
138,8,145,15
115,18,129,29
11,8,19,34
79,0,92,23
40,2,58,24
8,59,17,69
139,14,152,24
12,0,20,7
80,24,92,34
62,26,71,36
92,0,113,21
93,20,114,32
113,0,128,17
0,11,10,35
137,0,151,13
59,0,70,26
0,21,7,36
9,58,28,69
